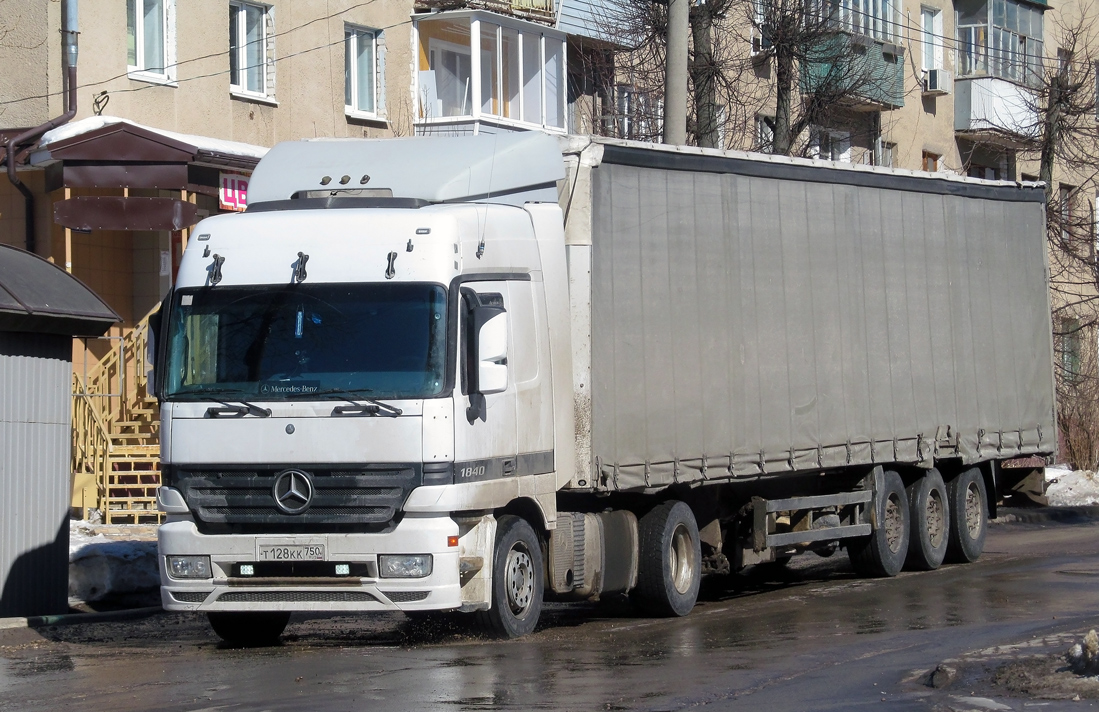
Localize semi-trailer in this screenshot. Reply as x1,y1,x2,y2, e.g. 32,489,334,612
154,132,1054,643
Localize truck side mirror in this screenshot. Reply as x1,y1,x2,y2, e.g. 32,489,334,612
462,289,508,423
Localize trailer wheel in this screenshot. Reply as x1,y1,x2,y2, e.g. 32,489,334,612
475,515,543,639
905,468,950,571
945,467,988,563
635,501,701,617
847,470,909,577
207,612,290,647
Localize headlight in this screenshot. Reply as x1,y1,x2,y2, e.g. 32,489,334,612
167,555,212,579
378,554,432,578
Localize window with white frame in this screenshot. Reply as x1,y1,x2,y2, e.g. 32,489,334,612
921,7,943,70
756,115,775,152
956,0,1044,85
127,0,173,79
415,16,567,130
809,128,851,162
229,2,271,97
345,27,379,116
807,0,900,43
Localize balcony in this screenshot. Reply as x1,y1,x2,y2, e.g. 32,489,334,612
800,34,905,110
413,0,556,24
954,76,1039,143
413,11,568,136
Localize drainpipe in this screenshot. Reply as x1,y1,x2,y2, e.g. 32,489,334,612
5,0,78,254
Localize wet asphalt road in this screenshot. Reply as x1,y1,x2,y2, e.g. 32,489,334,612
3,514,1099,711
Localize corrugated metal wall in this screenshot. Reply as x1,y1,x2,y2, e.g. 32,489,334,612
0,332,72,617
589,162,1055,490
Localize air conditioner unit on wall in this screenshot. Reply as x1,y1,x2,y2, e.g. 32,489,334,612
923,68,953,96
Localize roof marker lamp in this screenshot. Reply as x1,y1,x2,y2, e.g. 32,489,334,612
378,554,432,578
167,555,212,579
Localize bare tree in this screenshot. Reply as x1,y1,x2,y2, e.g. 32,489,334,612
598,0,901,155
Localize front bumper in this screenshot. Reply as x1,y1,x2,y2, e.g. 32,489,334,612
158,514,461,613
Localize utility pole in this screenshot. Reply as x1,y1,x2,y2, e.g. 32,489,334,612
663,0,688,145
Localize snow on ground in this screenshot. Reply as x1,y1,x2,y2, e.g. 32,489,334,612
1044,467,1099,507
69,520,159,603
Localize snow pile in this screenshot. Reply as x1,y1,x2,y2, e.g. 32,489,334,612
38,115,269,159
1045,468,1099,507
69,521,159,603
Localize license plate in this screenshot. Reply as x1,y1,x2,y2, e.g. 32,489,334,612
256,540,326,562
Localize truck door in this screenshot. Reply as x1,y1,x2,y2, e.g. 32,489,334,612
454,280,518,483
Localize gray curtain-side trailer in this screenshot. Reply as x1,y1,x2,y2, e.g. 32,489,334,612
558,136,1054,577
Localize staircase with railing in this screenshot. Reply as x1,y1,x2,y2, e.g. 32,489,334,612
71,308,163,523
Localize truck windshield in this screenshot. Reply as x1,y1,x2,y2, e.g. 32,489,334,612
163,283,447,400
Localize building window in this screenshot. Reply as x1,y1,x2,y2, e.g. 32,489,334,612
956,0,1044,85
756,115,775,153
615,85,662,141
806,0,900,43
415,16,566,131
1061,183,1077,245
1059,317,1082,383
921,7,942,70
127,0,173,79
922,151,940,171
345,27,379,116
875,140,896,167
810,128,851,162
229,2,271,97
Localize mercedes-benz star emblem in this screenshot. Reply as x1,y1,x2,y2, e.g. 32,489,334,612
272,469,314,515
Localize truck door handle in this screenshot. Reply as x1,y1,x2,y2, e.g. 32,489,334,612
503,459,515,476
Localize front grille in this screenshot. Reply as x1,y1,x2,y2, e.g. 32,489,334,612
171,591,212,603
382,591,430,603
170,464,419,534
217,590,376,603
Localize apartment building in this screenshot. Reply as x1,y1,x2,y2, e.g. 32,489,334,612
0,0,605,520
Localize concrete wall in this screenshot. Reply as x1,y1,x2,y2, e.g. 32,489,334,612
0,331,72,618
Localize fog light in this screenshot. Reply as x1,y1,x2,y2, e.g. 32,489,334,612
167,555,212,579
239,564,254,576
378,554,432,578
335,564,350,576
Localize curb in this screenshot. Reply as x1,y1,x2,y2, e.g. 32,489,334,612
0,606,163,632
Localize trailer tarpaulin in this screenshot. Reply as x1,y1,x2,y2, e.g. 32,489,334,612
586,147,1054,491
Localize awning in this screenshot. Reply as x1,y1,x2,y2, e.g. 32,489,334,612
0,243,121,336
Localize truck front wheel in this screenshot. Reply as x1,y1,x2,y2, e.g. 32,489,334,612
207,612,290,647
847,470,909,577
945,467,988,563
635,500,701,617
476,515,544,639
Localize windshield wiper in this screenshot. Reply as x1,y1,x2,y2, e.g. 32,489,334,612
287,387,403,417
186,390,272,418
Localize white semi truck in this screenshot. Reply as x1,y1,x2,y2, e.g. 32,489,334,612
154,132,1055,644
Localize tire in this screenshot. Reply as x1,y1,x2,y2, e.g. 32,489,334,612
634,500,701,617
475,515,544,639
945,467,988,564
905,468,950,571
207,612,291,647
847,470,910,577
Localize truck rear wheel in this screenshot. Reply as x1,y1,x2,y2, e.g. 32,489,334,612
635,500,701,617
945,467,988,563
847,470,909,577
207,612,291,647
905,468,950,571
475,515,544,639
